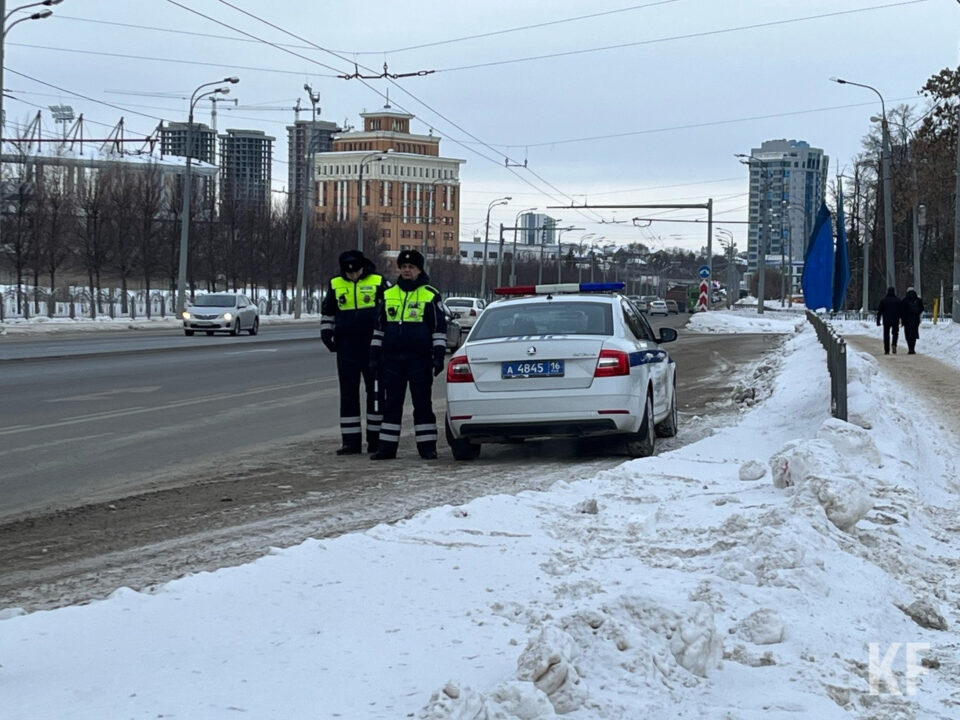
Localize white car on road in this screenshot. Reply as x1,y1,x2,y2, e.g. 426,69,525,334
182,293,259,336
647,299,669,316
444,282,678,460
445,296,486,332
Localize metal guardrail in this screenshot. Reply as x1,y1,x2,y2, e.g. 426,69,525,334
805,309,847,421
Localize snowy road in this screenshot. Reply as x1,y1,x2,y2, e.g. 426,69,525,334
0,331,782,611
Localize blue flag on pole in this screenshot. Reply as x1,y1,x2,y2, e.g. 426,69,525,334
832,180,851,312
801,203,834,311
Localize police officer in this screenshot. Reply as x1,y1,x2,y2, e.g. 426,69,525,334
321,250,386,455
369,249,447,460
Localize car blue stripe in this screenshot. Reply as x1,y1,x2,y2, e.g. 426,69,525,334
629,350,667,366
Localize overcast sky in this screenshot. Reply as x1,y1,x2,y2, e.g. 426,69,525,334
3,0,958,254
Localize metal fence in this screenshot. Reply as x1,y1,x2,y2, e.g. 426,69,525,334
805,309,847,421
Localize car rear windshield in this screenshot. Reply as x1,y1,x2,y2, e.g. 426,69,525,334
193,294,237,307
446,299,475,308
470,301,613,339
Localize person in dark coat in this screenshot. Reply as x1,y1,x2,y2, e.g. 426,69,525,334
876,287,902,355
369,249,447,460
320,250,387,455
900,286,925,355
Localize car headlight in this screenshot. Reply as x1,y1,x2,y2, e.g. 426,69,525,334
182,311,191,320
222,312,233,322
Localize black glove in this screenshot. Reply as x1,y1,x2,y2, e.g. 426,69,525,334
433,357,444,377
321,332,336,353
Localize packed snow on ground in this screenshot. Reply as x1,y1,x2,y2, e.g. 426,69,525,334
3,311,960,719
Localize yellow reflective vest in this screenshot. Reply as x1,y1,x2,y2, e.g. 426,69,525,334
331,274,383,311
383,284,437,323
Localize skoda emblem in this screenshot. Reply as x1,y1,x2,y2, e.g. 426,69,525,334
526,346,537,356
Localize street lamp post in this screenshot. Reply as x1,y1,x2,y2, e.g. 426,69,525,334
423,178,445,274
356,149,391,254
480,196,510,298
555,226,582,282
588,238,607,282
0,0,60,300
509,207,536,285
716,228,736,308
736,153,769,314
176,76,239,316
294,83,320,319
832,77,895,290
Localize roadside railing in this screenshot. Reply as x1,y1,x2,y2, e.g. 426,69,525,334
805,309,847,421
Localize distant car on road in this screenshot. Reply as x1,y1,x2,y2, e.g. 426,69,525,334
648,299,669,316
445,297,486,333
182,293,259,336
628,295,648,313
664,299,680,314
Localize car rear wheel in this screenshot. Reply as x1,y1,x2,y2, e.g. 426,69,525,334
249,317,259,336
655,385,678,438
184,329,195,336
445,416,481,461
230,320,240,336
624,393,655,458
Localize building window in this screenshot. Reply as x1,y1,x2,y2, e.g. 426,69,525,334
382,228,391,238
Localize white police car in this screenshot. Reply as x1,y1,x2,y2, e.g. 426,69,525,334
445,282,678,460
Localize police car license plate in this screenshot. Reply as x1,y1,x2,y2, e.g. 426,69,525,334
501,360,564,379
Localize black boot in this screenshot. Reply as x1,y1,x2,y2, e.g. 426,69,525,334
335,445,362,456
370,449,396,460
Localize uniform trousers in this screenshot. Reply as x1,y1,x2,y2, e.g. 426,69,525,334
377,352,438,457
336,341,381,450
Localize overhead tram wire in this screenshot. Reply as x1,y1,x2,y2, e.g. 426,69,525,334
6,41,341,78
209,0,609,226
433,0,927,73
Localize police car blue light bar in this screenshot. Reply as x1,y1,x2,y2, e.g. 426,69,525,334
494,282,625,296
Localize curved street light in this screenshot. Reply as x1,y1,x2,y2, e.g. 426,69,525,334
555,225,582,282
294,83,321,319
356,149,392,253
1,0,60,289
480,196,510,298
176,76,239,315
735,153,770,315
832,76,895,291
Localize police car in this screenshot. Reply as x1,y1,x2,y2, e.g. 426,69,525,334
444,282,678,460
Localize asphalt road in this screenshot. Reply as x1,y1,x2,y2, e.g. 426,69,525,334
0,313,785,610
1,314,765,519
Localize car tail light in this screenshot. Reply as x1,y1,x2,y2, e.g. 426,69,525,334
469,308,477,316
447,355,474,382
594,349,630,377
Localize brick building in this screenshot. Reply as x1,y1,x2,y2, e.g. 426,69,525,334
314,108,464,259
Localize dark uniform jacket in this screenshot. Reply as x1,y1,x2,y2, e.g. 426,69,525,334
320,259,386,350
372,272,446,363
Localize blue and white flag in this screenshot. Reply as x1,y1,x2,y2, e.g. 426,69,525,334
801,203,834,311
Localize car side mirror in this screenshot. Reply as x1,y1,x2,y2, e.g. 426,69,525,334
658,327,678,344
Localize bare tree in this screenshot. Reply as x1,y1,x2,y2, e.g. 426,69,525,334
131,162,164,318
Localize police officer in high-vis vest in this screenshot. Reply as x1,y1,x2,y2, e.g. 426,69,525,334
321,250,386,455
369,249,447,460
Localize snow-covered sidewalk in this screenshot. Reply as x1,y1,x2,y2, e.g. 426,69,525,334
3,312,960,719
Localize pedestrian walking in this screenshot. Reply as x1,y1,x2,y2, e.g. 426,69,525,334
320,250,387,455
369,249,447,461
876,286,901,355
900,286,925,355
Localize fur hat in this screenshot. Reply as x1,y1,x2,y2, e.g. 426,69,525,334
339,250,366,273
397,249,424,271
